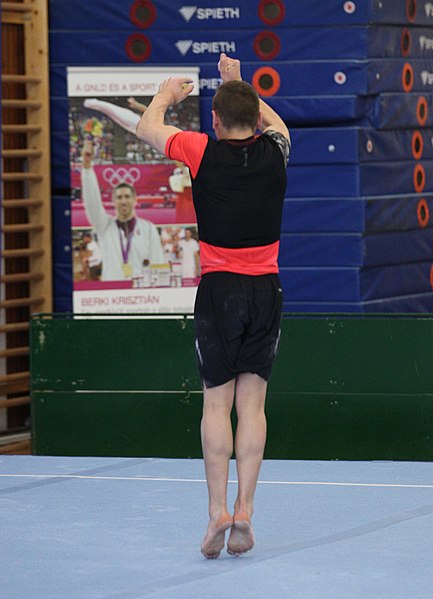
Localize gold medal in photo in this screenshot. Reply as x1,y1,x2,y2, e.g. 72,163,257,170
122,263,133,278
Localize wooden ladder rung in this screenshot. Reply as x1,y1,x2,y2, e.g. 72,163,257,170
0,396,30,409
2,149,42,158
0,346,30,359
0,271,44,283
2,248,44,258
1,100,42,109
2,124,42,133
2,172,43,181
2,223,45,234
1,75,41,84
0,297,45,309
0,371,30,385
2,198,43,208
0,322,30,334
1,2,33,12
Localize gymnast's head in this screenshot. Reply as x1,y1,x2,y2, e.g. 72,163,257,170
211,81,260,139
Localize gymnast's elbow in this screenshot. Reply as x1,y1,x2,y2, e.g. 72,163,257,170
136,117,151,142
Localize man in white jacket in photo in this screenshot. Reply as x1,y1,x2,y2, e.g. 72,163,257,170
81,140,164,281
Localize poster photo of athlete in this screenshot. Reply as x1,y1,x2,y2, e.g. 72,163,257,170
67,66,200,313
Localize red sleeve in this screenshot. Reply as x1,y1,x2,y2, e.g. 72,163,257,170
165,131,209,178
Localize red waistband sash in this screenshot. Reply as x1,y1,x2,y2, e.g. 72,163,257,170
199,240,280,276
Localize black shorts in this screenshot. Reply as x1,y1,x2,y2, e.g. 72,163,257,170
194,272,283,388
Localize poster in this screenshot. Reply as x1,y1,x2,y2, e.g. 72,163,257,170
67,66,200,314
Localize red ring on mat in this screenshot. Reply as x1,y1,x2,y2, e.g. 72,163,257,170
417,198,429,228
400,28,411,57
253,31,281,60
416,96,428,126
414,164,426,193
412,130,424,160
402,62,414,92
258,0,285,26
252,66,281,97
129,0,157,28
429,263,433,290
125,33,152,62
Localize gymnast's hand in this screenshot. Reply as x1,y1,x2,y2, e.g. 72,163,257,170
218,52,242,83
157,77,194,106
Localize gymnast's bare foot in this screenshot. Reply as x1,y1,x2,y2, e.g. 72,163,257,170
201,513,233,559
227,512,255,556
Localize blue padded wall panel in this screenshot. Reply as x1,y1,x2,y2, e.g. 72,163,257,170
358,128,433,162
199,60,433,97
52,231,73,267
370,93,433,130
360,262,433,300
279,268,360,302
46,27,433,63
286,164,361,197
52,195,71,229
282,301,363,313
280,262,433,303
47,48,433,96
51,132,69,176
279,234,362,267
282,198,365,233
362,292,433,312
283,293,433,314
364,229,433,267
50,66,67,98
48,0,433,29
52,196,72,262
286,161,433,198
53,265,73,311
365,194,433,233
283,195,433,234
290,128,433,165
279,230,433,268
50,97,68,132
51,163,70,192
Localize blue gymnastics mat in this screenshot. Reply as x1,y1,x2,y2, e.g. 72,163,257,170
282,194,433,234
201,93,433,129
1,456,432,598
48,26,433,63
48,0,433,29
279,228,433,267
47,53,433,96
279,260,433,302
284,160,433,198
199,60,433,97
289,128,433,165
282,291,433,313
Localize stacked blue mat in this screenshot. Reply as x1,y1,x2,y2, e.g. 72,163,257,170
49,0,433,312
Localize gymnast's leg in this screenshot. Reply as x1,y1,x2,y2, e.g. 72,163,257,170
227,372,268,556
200,379,235,559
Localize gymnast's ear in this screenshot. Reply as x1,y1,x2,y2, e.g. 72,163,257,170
211,109,219,130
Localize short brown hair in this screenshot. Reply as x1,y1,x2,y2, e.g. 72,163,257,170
113,183,136,197
212,81,259,131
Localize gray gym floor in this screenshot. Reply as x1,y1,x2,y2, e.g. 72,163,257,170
1,456,432,598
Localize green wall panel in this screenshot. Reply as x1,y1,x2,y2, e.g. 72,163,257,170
264,392,433,461
32,391,203,457
32,316,200,392
31,314,433,460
